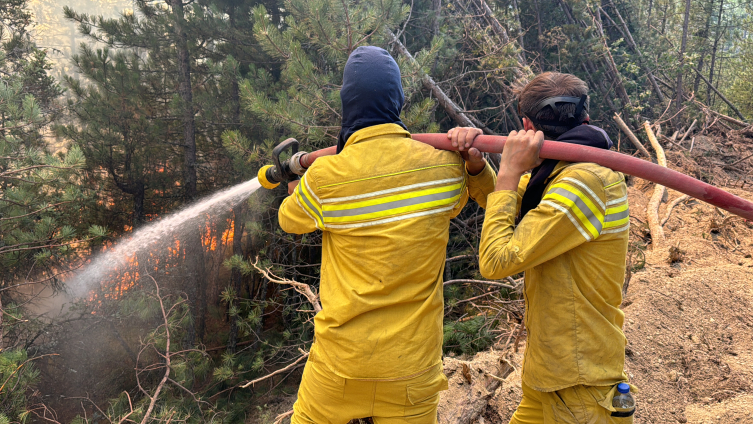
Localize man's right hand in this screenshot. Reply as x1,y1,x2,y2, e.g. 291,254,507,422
288,180,300,195
447,127,486,175
495,129,544,192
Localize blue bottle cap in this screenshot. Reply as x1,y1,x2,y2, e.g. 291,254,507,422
617,383,630,394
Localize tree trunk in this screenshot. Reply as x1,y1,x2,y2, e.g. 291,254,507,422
169,0,204,347
693,1,713,94
132,183,145,228
676,0,691,116
708,0,725,103
533,0,543,61
603,2,665,103
510,0,526,64
432,0,441,38
169,0,197,202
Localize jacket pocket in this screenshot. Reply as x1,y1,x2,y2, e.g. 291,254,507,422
406,367,449,406
597,385,635,423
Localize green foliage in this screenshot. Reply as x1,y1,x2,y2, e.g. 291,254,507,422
0,349,40,422
443,316,495,356
0,0,102,281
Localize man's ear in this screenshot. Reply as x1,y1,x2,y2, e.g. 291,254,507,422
522,117,536,132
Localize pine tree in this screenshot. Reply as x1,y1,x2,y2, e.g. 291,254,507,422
0,0,103,283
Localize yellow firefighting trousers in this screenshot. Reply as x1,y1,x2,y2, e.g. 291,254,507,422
291,348,448,424
509,382,634,424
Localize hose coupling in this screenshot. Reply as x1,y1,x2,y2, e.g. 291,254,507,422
289,151,308,176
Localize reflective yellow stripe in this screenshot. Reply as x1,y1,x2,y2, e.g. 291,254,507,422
544,183,604,239
605,203,628,214
323,192,462,223
604,202,629,229
604,179,625,189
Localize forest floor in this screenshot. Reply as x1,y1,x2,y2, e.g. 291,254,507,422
249,128,753,424
455,127,753,424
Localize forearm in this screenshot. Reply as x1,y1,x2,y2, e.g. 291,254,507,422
478,191,520,279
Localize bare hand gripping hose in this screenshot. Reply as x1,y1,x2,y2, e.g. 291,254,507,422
259,134,753,221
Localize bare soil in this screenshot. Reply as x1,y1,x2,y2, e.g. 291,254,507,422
443,129,753,424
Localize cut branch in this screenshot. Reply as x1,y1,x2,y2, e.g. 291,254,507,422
644,122,666,246
614,114,651,158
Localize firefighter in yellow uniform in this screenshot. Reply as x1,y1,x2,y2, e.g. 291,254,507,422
278,46,496,423
461,72,635,423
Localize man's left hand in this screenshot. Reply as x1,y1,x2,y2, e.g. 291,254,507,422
448,127,486,175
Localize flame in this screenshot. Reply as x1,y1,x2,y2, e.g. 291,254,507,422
85,213,236,310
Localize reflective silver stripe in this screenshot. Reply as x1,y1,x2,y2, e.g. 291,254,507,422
298,189,322,222
322,177,463,203
548,187,603,234
606,194,628,206
326,205,458,229
294,195,321,230
561,177,605,210
304,177,321,204
540,200,592,241
323,188,462,218
602,222,630,234
605,208,630,222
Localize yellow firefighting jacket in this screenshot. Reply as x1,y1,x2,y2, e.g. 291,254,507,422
278,123,496,380
479,161,630,392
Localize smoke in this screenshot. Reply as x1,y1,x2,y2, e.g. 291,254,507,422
68,178,262,297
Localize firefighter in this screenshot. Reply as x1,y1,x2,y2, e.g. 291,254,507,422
278,46,497,423
455,72,633,423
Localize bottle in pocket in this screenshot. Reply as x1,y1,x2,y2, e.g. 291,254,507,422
611,382,635,417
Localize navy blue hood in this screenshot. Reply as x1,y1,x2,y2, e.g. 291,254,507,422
337,46,407,153
519,125,614,221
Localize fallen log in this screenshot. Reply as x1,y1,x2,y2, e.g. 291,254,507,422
644,121,667,247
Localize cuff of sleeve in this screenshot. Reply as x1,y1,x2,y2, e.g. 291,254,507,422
466,161,492,179
486,190,520,215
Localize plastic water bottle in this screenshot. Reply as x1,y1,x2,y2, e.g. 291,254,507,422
612,382,636,414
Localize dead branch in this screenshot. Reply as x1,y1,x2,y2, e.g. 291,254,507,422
274,410,294,424
729,152,753,167
141,276,172,424
695,101,748,127
661,195,689,226
251,257,322,313
387,30,492,133
678,119,696,144
644,121,667,246
614,114,651,158
240,350,309,389
692,68,747,121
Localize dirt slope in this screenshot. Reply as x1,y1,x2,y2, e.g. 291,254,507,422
452,181,753,424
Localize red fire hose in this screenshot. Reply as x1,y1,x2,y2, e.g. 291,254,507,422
295,134,753,221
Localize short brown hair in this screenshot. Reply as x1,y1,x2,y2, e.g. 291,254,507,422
516,72,589,137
